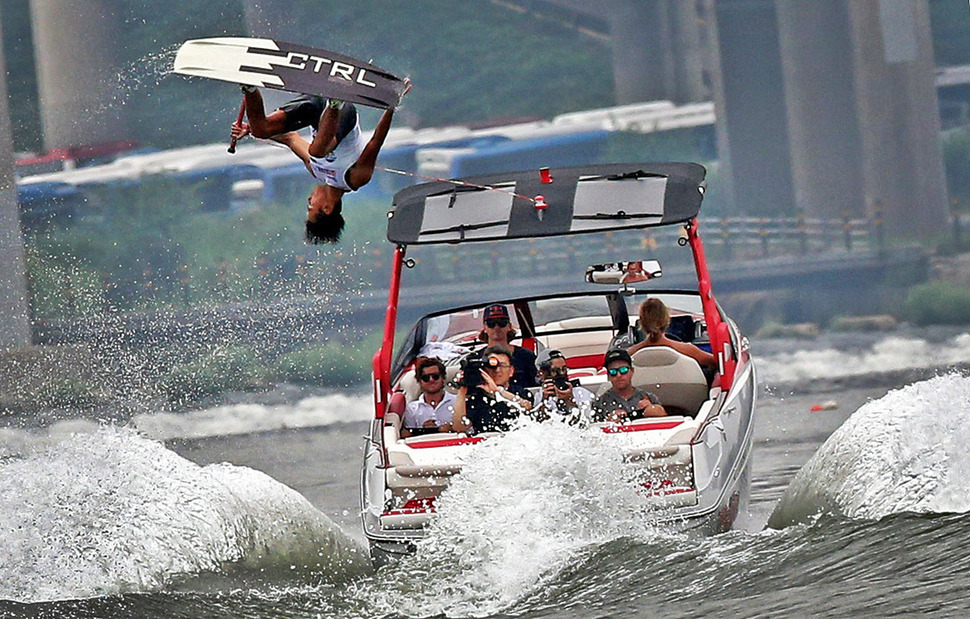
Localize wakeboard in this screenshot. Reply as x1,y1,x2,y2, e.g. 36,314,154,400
174,37,407,109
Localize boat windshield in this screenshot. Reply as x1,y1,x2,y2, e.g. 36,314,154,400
530,296,614,334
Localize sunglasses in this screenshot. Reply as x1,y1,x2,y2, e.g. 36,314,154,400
607,366,632,377
419,372,441,382
485,318,510,328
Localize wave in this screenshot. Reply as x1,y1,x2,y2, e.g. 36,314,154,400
768,372,970,528
757,332,970,388
0,426,370,604
132,392,373,441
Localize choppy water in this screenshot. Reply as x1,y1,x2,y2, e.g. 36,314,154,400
3,331,970,618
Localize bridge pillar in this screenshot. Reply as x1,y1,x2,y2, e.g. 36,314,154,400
29,0,128,150
845,0,948,237
706,0,795,216
607,0,708,104
708,0,948,236
0,8,32,347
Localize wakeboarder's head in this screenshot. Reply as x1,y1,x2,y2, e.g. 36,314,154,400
305,185,345,244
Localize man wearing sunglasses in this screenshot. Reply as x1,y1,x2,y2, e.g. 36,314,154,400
592,349,666,423
453,345,534,435
401,357,455,437
478,304,538,391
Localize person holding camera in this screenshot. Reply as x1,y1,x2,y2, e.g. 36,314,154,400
401,357,455,438
592,349,666,423
478,304,539,391
534,349,594,426
452,345,534,435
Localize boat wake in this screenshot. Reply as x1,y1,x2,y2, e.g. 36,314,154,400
758,332,970,389
361,420,688,617
0,426,370,604
768,372,970,528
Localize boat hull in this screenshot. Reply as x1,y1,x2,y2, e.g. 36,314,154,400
360,357,756,563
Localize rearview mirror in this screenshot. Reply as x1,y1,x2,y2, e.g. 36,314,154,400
585,260,662,285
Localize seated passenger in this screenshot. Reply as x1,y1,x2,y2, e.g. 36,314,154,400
401,358,455,437
627,298,717,369
534,348,594,426
592,349,666,423
478,304,539,391
452,345,535,435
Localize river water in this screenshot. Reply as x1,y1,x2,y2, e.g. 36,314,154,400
2,328,970,618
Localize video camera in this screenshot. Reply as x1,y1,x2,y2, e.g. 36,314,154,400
459,356,488,388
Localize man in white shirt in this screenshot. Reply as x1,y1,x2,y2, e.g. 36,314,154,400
401,357,455,437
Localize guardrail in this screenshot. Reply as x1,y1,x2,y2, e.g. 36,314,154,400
703,211,885,258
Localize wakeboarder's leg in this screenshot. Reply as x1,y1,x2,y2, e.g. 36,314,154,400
241,87,288,139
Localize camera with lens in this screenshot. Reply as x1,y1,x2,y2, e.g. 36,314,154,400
460,356,487,388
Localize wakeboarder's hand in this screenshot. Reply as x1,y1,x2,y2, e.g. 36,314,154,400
396,78,413,108
230,122,251,140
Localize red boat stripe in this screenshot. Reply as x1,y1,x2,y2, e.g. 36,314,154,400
601,420,683,433
407,436,487,449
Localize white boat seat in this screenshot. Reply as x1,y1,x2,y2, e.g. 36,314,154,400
630,346,709,417
536,316,615,369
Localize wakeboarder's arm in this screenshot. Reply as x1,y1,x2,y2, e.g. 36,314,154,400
346,81,410,190
344,107,396,190
272,132,312,166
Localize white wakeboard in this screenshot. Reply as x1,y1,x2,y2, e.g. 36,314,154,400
174,37,407,109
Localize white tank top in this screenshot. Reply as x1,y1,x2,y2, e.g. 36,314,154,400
307,122,365,192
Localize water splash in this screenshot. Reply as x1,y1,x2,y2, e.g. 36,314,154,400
769,372,970,528
361,421,684,617
0,426,370,603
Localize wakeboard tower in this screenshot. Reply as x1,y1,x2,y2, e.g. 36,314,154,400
174,37,408,110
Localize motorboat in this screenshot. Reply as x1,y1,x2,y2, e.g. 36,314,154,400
360,162,756,563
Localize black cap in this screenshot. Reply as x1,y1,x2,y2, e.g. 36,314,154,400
536,348,566,370
603,348,632,367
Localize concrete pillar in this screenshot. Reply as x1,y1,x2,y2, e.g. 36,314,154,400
707,0,796,216
29,0,127,150
665,0,709,102
776,0,866,220
0,7,32,347
607,0,670,104
846,0,948,237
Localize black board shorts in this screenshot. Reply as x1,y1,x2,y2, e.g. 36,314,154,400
278,95,358,141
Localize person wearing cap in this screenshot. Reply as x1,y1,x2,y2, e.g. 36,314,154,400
534,349,594,426
592,348,665,423
478,304,538,391
401,357,455,438
453,344,535,434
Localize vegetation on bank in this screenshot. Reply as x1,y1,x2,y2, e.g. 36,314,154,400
903,281,970,326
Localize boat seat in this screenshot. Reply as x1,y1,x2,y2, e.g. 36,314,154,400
630,346,709,417
536,316,615,369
